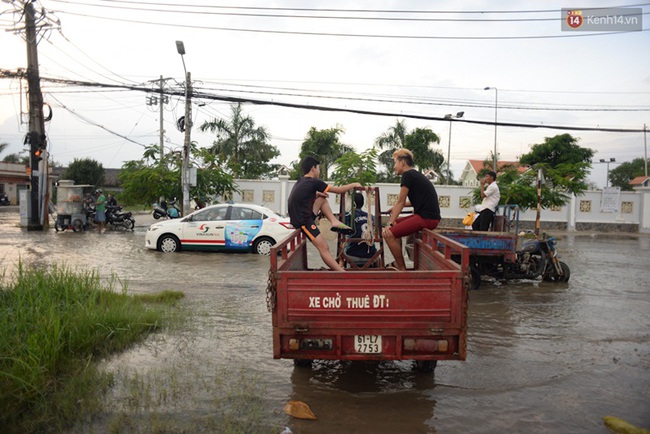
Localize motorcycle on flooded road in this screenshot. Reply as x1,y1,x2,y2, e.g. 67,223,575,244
106,205,135,230
152,199,181,220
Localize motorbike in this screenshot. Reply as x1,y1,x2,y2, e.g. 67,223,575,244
106,205,136,230
0,193,9,206
152,199,181,219
504,233,570,282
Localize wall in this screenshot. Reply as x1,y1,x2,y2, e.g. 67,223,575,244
223,179,650,233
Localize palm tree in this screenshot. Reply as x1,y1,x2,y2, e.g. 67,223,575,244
374,120,442,180
299,126,353,181
199,103,278,179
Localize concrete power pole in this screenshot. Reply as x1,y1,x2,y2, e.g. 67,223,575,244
146,76,171,160
25,1,47,230
182,72,192,216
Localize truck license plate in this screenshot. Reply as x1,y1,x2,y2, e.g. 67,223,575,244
355,335,382,353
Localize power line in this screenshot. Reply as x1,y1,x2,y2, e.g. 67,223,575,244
47,9,650,40
48,0,650,16
48,94,148,147
5,72,642,133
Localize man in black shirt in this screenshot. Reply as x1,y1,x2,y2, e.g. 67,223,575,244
382,148,441,271
288,156,362,271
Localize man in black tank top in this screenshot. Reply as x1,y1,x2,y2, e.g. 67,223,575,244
382,148,441,271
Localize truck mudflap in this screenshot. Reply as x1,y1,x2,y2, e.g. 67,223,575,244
269,229,470,363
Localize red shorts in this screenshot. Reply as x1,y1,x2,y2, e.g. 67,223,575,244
389,214,440,238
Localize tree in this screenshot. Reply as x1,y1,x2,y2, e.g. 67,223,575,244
118,144,236,207
199,103,279,179
404,127,443,174
520,134,594,167
2,151,29,164
62,158,105,187
330,148,378,186
298,126,353,181
374,120,442,182
474,134,592,210
609,158,649,191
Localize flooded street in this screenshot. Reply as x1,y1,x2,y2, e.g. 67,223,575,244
1,209,649,433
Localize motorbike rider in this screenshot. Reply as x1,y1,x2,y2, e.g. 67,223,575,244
107,193,117,207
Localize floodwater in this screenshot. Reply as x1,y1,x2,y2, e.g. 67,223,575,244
1,209,649,433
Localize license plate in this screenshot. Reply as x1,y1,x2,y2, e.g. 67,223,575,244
354,335,382,353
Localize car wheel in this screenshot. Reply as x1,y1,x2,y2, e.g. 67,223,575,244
253,237,275,256
123,219,135,230
158,234,181,253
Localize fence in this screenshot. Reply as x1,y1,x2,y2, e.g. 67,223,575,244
223,177,650,233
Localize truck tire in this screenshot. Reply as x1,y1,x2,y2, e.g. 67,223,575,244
415,360,437,373
293,359,313,368
470,263,481,290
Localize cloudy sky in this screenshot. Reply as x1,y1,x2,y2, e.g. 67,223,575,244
1,0,648,187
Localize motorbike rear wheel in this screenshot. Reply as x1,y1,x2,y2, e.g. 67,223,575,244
543,261,570,282
123,218,135,230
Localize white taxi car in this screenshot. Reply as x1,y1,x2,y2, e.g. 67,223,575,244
145,203,293,255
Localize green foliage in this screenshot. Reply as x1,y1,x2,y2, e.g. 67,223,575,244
520,133,594,167
473,134,592,211
608,158,648,191
404,127,442,172
62,158,105,187
331,148,378,186
1,153,29,164
298,125,353,181
118,144,236,206
0,263,180,432
199,103,279,179
374,119,443,179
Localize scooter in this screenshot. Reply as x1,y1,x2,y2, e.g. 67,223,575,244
152,199,181,219
0,193,9,206
106,205,136,230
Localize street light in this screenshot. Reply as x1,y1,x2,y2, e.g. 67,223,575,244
599,157,616,188
444,111,464,185
176,40,191,216
484,86,498,171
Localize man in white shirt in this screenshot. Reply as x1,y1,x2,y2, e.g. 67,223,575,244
472,170,500,231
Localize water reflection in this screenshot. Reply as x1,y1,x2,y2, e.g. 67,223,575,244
288,360,437,433
1,210,649,433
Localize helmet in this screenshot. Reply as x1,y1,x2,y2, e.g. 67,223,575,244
95,189,102,194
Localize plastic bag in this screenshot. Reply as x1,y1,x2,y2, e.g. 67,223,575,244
462,212,475,226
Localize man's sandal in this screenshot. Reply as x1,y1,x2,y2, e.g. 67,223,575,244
330,224,354,235
385,261,399,271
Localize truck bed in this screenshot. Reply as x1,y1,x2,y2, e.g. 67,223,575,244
269,229,470,363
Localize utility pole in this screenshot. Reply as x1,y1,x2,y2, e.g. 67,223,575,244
146,76,171,160
182,71,192,216
643,124,648,176
25,1,46,230
176,40,192,217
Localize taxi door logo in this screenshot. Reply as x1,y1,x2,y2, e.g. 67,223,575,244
198,224,210,233
566,10,583,29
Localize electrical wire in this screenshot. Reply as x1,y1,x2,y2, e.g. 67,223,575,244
47,8,650,40
48,94,148,147
48,0,650,17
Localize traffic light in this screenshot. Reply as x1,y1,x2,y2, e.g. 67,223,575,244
34,148,44,161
